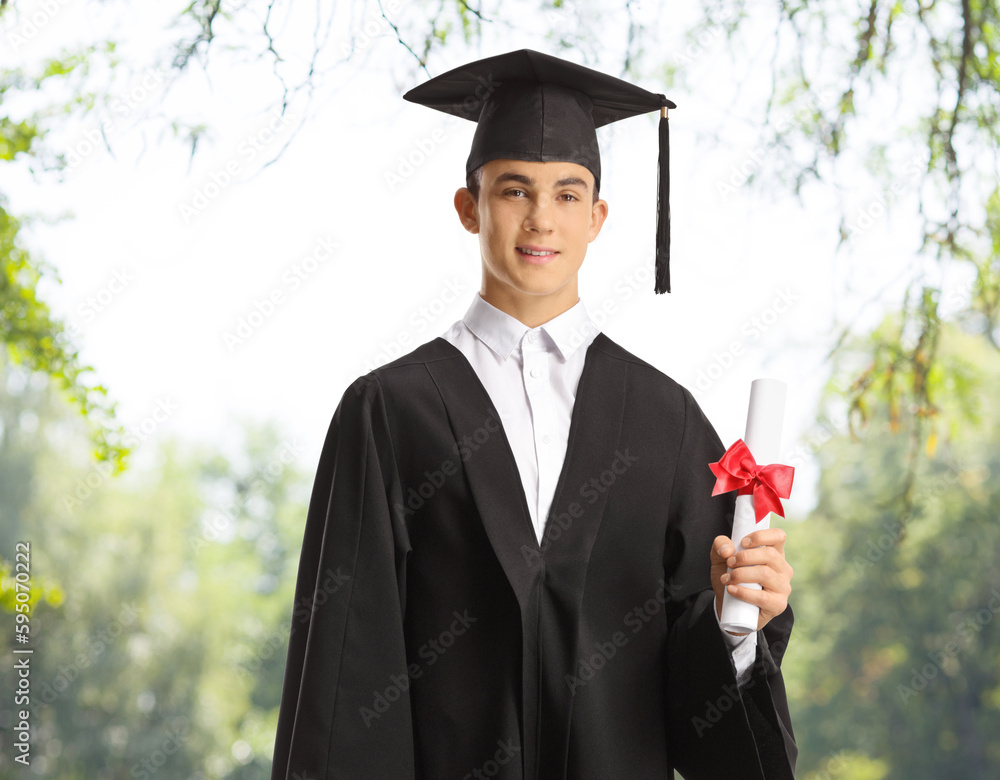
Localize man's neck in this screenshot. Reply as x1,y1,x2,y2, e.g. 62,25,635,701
479,281,580,329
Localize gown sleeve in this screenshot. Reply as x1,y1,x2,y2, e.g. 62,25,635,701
662,387,797,780
270,374,415,780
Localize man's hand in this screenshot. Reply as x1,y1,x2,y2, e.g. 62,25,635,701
710,529,793,634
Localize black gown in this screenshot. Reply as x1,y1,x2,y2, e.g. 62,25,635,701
270,332,797,780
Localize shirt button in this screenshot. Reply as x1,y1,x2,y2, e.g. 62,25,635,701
541,433,551,444
530,367,541,378
527,331,538,343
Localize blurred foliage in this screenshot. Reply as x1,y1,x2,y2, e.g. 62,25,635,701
784,322,1000,777
0,353,311,778
1,43,130,471
0,562,63,614
0,201,130,471
689,0,1000,504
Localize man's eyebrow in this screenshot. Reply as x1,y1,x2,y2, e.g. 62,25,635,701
494,172,534,186
493,172,590,190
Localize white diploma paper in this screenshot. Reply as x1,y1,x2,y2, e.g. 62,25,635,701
719,378,788,634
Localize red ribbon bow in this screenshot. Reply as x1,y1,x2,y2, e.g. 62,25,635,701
708,439,794,523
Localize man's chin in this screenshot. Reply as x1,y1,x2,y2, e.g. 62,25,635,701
511,277,578,299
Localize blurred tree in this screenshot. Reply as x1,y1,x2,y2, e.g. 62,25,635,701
0,350,65,634
0,352,311,779
783,321,1000,778
683,0,1000,512
1,52,129,469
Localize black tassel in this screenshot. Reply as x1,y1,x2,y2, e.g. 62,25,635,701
654,107,671,294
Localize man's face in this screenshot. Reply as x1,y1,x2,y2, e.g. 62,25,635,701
455,158,608,302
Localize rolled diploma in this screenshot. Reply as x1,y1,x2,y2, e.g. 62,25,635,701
719,378,787,634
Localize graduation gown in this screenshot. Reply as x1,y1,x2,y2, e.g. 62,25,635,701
270,332,797,780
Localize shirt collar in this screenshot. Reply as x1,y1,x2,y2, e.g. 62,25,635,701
460,292,600,362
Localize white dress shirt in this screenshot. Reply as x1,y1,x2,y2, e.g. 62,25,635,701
439,292,757,684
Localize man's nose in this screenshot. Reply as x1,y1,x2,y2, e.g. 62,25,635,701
523,198,554,231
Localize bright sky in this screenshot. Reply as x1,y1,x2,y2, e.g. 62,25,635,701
2,0,939,517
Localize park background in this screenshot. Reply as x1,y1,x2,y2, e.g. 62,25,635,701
1,0,999,777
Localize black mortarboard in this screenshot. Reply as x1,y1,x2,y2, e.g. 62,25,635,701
402,48,676,294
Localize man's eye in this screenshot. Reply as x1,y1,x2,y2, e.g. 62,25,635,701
559,193,579,201
504,188,526,197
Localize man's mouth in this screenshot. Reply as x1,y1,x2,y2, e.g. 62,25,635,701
516,246,559,259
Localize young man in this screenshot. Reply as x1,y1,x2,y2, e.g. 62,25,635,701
271,49,796,780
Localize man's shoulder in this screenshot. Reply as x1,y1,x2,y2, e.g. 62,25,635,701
590,332,690,399
371,335,458,374
340,335,458,404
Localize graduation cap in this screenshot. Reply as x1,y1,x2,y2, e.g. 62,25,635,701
402,48,676,294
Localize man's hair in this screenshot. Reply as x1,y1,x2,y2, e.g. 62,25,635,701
466,164,599,203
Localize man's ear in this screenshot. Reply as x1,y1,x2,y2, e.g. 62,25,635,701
588,197,609,243
454,187,480,234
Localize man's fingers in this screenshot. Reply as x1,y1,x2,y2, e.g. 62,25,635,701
739,526,787,553
725,582,785,616
728,545,783,568
724,565,773,589
724,563,791,594
722,528,793,631
711,534,734,561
